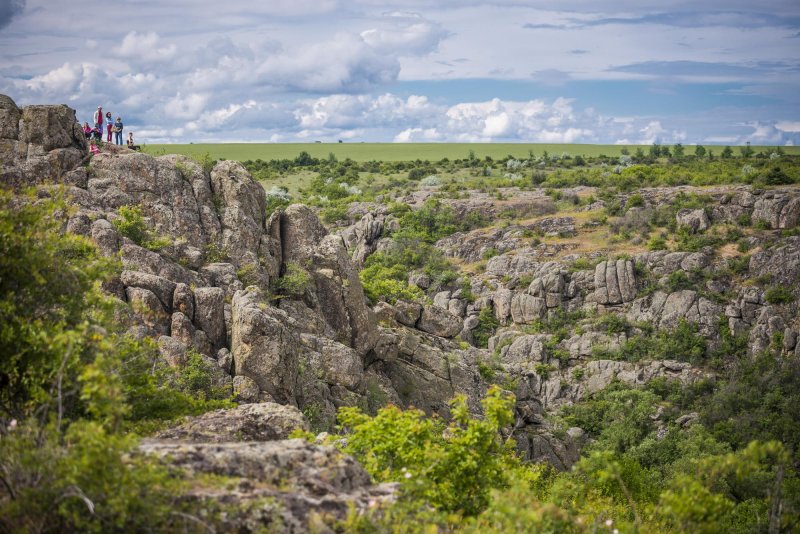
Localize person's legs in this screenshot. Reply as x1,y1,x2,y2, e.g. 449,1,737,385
107,124,112,142
115,131,122,145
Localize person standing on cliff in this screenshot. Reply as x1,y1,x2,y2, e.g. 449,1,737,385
105,111,114,143
114,117,124,145
93,106,103,134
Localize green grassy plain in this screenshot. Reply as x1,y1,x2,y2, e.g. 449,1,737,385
143,142,800,162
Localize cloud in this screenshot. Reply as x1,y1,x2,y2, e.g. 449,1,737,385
114,32,177,63
0,0,24,30
360,12,449,56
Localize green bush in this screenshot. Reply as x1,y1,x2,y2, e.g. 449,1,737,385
473,307,499,348
764,285,793,305
111,205,170,251
337,386,517,516
273,262,311,297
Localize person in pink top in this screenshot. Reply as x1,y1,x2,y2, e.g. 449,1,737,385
89,139,100,155
82,122,92,139
105,111,113,142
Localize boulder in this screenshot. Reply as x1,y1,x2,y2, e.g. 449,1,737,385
126,286,169,335
156,403,309,442
676,208,710,233
138,438,396,532
121,270,176,311
232,288,297,404
510,293,546,324
417,305,463,338
194,287,226,350
0,94,20,140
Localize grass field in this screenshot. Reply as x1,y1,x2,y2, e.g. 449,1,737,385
142,143,800,162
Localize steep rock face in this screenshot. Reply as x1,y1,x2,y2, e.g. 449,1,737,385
278,204,378,355
0,96,86,187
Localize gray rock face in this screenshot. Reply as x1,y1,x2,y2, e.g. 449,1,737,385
510,293,546,323
194,287,226,350
121,270,176,312
126,286,169,335
676,208,710,233
0,94,21,140
232,288,298,404
138,438,396,533
752,192,800,229
277,205,378,354
0,96,87,187
417,305,463,338
750,236,800,286
156,403,309,442
589,259,636,305
340,211,385,266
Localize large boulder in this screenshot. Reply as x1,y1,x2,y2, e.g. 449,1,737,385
138,438,397,532
0,94,20,140
232,288,298,404
417,305,463,338
676,208,710,233
156,403,309,442
194,287,227,351
19,103,86,152
277,205,378,355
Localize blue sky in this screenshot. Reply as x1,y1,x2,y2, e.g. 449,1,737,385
0,0,798,145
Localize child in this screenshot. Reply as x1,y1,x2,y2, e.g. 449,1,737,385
127,132,139,150
89,139,100,155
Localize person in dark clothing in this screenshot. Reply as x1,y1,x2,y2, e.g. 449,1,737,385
114,117,124,145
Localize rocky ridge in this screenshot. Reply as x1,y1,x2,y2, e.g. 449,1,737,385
3,95,800,526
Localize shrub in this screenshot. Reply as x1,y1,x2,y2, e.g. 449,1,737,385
764,285,793,305
473,307,499,348
112,205,171,251
112,205,150,246
337,386,517,516
273,262,311,297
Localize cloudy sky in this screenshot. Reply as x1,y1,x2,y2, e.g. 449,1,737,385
1,0,799,145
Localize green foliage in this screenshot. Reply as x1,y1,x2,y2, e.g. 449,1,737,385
0,190,118,418
0,190,233,530
111,205,171,251
273,262,312,297
360,262,424,304
473,307,499,348
337,386,517,516
764,285,793,304
0,420,183,533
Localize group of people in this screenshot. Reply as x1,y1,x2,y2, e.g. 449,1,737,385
82,105,138,154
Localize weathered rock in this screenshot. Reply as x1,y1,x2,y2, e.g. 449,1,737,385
0,94,20,140
90,218,120,257
233,375,261,403
126,286,170,335
157,335,187,367
138,438,396,533
394,300,422,327
121,270,176,312
156,403,309,442
676,208,710,233
173,283,194,319
510,293,546,323
232,288,297,404
194,287,226,350
417,305,463,338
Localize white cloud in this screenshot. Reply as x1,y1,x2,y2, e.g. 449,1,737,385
164,93,209,120
360,12,448,56
114,32,177,63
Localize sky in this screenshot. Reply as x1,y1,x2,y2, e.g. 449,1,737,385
0,0,799,145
